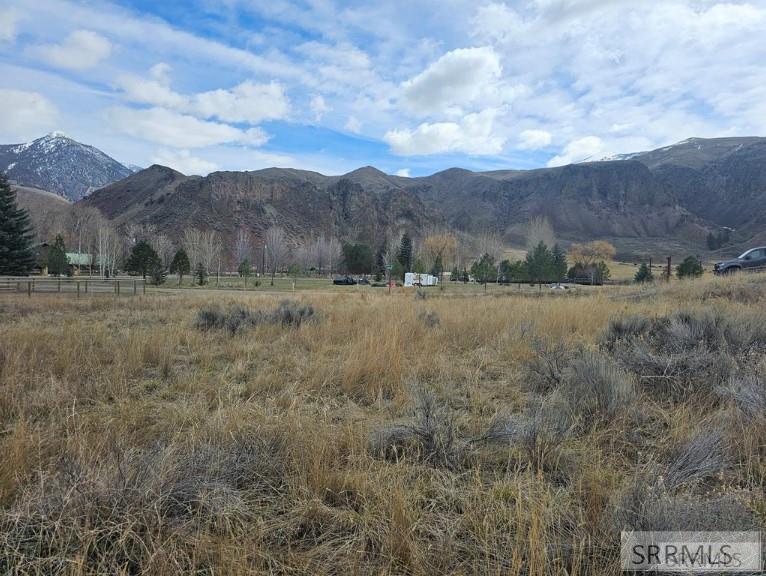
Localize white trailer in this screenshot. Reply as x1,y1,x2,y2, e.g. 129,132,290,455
404,272,439,287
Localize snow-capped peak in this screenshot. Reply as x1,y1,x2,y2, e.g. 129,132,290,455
44,131,70,140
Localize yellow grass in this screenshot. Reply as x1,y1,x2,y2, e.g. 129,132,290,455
1,274,765,574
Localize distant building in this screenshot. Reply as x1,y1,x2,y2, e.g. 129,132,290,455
65,253,94,275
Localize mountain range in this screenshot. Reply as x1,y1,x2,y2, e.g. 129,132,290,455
4,133,766,258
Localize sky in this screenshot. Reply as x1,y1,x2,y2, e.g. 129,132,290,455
1,0,765,176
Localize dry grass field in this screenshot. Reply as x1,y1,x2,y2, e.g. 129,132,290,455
1,275,765,574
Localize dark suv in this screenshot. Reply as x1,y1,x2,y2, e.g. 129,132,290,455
714,247,766,275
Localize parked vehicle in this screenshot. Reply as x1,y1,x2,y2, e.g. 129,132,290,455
333,275,357,285
714,247,766,275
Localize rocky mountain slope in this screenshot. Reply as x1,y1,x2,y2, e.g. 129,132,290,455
0,133,132,201
10,134,764,257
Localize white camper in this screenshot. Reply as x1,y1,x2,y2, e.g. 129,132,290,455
404,272,439,287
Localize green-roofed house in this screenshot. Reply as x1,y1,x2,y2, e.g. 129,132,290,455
65,253,93,275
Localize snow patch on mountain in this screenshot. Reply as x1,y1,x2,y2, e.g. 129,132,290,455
0,133,132,201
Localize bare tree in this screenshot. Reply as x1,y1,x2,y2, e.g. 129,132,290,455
152,234,175,268
264,226,289,286
526,216,556,251
233,228,252,267
199,230,220,274
476,231,504,262
96,221,121,277
183,228,203,270
294,241,315,275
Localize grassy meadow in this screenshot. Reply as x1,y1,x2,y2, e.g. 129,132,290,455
1,274,765,574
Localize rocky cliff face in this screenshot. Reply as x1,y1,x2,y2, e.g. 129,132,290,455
42,135,766,254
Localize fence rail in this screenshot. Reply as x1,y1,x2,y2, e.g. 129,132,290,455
0,277,146,297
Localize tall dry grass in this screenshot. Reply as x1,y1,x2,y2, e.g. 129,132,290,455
1,275,765,574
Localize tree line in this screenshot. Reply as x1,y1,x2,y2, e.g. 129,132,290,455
0,173,708,285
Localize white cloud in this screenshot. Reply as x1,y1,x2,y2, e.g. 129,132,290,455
32,29,111,70
395,168,410,177
116,70,186,110
344,116,362,133
0,8,20,43
151,149,219,175
385,109,505,156
401,46,503,117
546,136,606,167
518,129,552,150
116,69,289,125
0,89,58,142
107,107,269,148
310,94,329,121
193,81,289,124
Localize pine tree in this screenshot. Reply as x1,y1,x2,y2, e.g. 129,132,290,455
634,262,654,283
676,255,703,279
195,262,208,285
238,259,252,278
397,232,413,273
0,173,36,275
551,244,568,281
170,248,191,284
525,241,554,282
470,253,497,284
47,234,69,277
125,240,161,279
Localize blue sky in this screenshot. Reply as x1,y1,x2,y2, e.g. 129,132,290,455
1,0,765,176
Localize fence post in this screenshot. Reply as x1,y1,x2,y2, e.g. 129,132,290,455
77,281,80,299
58,278,61,292
134,280,137,295
143,281,146,295
666,256,672,282
117,281,121,296
85,280,88,294
27,281,31,297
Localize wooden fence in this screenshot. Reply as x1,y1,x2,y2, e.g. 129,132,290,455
0,277,146,297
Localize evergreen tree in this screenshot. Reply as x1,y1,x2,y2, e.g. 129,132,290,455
470,253,497,284
412,257,426,274
0,173,36,275
634,262,654,283
47,234,69,277
397,232,413,273
551,244,568,281
594,261,611,283
238,259,252,278
676,255,703,279
525,241,554,282
342,242,374,274
195,262,208,285
450,265,460,281
170,248,191,284
706,232,718,251
125,240,161,279
499,259,529,283
462,268,469,283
